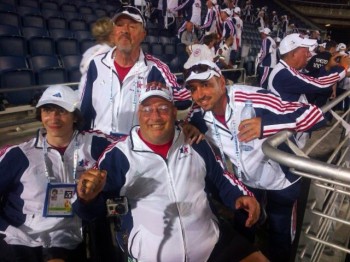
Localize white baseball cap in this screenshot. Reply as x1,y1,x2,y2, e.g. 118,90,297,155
221,8,232,16
337,43,347,51
112,6,145,27
234,7,241,14
279,33,317,55
259,27,271,35
36,85,80,112
139,85,173,104
183,60,222,83
211,0,217,5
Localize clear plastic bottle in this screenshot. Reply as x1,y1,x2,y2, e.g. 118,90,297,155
240,100,256,151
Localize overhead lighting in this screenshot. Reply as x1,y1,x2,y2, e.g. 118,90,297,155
325,24,331,27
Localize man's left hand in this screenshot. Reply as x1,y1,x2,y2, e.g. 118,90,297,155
235,196,261,227
182,123,205,145
238,117,261,142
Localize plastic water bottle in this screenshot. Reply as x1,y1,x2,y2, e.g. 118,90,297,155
240,100,256,151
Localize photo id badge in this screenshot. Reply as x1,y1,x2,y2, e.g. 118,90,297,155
43,183,76,217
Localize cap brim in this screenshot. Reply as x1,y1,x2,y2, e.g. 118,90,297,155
139,90,173,104
185,71,221,82
300,38,317,48
112,12,144,26
36,100,75,112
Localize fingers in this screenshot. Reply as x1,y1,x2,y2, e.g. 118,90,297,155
238,118,261,142
77,169,107,202
235,196,261,228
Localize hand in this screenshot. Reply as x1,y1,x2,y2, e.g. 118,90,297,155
238,117,261,142
182,123,205,145
235,196,261,227
77,169,107,203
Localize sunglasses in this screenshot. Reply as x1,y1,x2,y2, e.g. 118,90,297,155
117,6,145,25
183,64,221,81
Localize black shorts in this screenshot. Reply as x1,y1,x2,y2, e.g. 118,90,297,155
208,220,259,262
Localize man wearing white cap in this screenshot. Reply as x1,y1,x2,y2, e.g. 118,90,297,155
257,27,277,89
0,85,115,261
199,0,221,36
268,33,350,104
182,59,326,261
80,6,191,137
74,85,268,261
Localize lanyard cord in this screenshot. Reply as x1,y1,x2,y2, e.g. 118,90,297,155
43,134,79,183
211,108,243,180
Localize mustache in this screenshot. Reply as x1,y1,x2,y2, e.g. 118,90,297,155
118,33,131,41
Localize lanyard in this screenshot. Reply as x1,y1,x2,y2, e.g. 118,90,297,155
42,135,79,183
211,109,243,180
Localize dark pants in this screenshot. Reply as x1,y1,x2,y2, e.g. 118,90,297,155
0,234,87,262
234,180,302,262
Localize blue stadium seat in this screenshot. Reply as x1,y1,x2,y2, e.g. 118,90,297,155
82,14,98,24
163,43,176,61
60,55,82,83
69,19,88,31
41,10,64,19
141,42,151,54
29,55,62,72
0,11,20,27
79,38,95,54
28,36,55,56
95,8,107,18
0,2,16,12
0,56,28,72
159,36,172,45
0,36,26,56
37,67,68,85
22,27,49,39
0,24,21,36
40,1,59,11
176,43,186,55
145,35,158,44
79,6,93,15
56,38,80,56
63,11,83,22
22,14,46,29
47,16,67,30
74,30,93,41
49,28,74,40
60,3,77,13
18,0,39,8
17,5,41,16
150,43,164,60
0,69,35,105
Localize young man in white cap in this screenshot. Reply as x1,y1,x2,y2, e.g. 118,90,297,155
183,59,326,261
80,6,191,137
257,27,277,89
73,85,270,262
0,85,115,262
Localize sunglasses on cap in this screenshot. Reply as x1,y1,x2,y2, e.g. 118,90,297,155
116,6,145,25
183,64,221,81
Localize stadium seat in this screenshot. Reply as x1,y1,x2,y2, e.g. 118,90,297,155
22,14,46,29
18,0,39,8
63,11,83,22
0,11,20,27
40,1,59,11
49,28,74,40
47,16,67,30
0,56,28,72
141,42,151,54
0,24,21,36
74,30,93,41
82,14,98,24
0,36,26,56
0,2,15,12
176,43,186,55
29,55,62,72
22,27,49,39
69,19,88,31
79,6,93,15
150,43,164,60
28,36,55,56
60,3,77,13
37,67,68,85
17,5,41,16
144,35,158,44
79,38,95,54
163,43,176,61
41,10,64,19
56,38,80,56
61,55,82,83
0,69,35,105
159,36,172,45
95,8,107,18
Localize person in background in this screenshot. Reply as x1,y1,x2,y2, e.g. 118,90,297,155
78,17,115,96
80,6,191,137
73,85,268,262
185,33,218,62
180,21,199,46
257,27,277,89
0,85,114,262
183,59,326,261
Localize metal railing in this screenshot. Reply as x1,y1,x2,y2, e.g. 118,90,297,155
262,88,350,261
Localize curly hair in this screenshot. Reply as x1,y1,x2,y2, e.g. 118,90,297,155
91,17,114,44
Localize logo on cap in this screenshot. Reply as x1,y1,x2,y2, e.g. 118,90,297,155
53,92,62,98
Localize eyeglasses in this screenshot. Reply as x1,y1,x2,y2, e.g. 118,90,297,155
183,64,221,81
140,105,171,116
